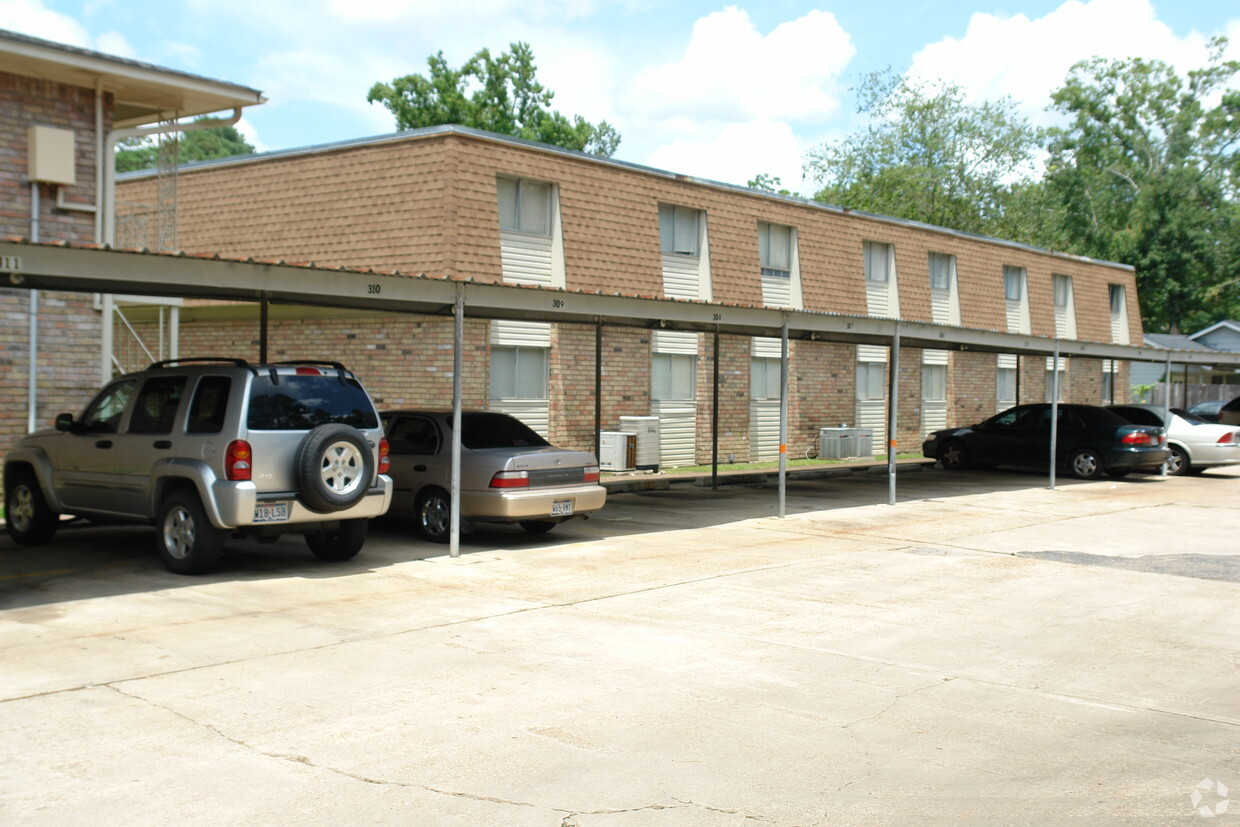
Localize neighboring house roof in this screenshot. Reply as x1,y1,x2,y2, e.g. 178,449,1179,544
1144,333,1218,351
0,28,265,127
1189,320,1240,347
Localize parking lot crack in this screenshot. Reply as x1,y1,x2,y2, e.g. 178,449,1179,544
838,678,950,729
556,799,778,823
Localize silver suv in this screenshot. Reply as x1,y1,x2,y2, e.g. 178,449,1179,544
4,358,392,574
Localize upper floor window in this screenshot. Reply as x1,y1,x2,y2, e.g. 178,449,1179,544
1109,284,1130,344
864,241,893,283
1003,265,1025,301
929,252,953,291
758,222,792,278
497,176,551,236
1053,274,1072,308
659,204,701,256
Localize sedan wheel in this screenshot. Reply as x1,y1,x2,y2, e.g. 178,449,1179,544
939,440,970,471
415,489,451,543
1069,448,1104,480
1164,445,1189,476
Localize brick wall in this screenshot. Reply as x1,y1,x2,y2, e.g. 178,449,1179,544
0,73,107,456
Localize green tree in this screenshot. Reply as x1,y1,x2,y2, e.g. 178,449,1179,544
1044,39,1239,332
747,173,794,196
115,122,255,172
803,70,1041,236
368,42,620,157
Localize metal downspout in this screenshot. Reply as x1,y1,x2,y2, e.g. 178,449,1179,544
28,184,39,433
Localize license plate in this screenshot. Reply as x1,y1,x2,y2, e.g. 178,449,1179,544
550,499,574,517
254,502,289,523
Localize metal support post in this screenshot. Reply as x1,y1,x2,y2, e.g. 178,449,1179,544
778,318,788,517
594,320,602,460
712,329,720,491
1049,341,1060,490
450,285,464,558
887,325,900,506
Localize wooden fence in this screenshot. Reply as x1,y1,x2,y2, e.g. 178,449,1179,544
1138,383,1240,407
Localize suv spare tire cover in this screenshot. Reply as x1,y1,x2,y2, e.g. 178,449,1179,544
296,423,374,513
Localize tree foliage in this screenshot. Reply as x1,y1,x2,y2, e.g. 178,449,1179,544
1043,39,1239,332
115,122,255,172
368,42,620,157
803,71,1039,237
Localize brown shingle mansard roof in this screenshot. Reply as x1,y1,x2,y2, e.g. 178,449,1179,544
118,123,1131,274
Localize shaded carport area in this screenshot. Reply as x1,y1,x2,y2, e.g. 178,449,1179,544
4,237,1238,558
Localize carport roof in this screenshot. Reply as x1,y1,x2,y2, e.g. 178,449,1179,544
2,237,1235,369
0,28,265,127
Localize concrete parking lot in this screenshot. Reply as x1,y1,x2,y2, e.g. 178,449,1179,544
2,466,1238,825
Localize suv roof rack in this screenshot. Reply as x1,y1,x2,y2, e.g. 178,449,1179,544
148,357,253,369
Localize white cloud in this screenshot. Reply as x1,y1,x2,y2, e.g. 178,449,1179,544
909,0,1234,125
321,0,598,23
233,117,267,153
0,0,92,46
626,6,854,125
645,120,808,191
92,30,135,59
253,49,397,133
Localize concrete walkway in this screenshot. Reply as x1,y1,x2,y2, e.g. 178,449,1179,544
1,466,1237,824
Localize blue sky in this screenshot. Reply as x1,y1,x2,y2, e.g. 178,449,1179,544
4,0,1238,191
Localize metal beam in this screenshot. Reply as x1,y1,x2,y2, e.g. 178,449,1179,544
2,240,1237,368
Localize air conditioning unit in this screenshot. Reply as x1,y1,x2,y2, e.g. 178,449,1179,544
599,431,637,471
819,427,876,459
619,415,660,471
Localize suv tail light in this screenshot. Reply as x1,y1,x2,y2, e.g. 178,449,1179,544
1218,432,1238,445
490,470,530,489
225,439,253,481
294,367,324,375
1121,430,1157,446
378,437,390,475
584,465,600,483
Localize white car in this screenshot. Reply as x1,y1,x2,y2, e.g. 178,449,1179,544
1108,404,1240,475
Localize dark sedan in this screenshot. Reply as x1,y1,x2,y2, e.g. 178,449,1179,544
922,403,1169,479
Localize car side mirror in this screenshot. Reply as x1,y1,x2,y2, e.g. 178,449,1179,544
54,413,76,432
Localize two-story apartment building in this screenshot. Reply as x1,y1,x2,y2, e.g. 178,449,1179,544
115,126,1142,466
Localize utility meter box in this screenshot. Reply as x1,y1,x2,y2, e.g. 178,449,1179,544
28,125,76,185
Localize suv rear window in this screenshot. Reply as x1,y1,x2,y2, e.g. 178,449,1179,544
247,374,378,431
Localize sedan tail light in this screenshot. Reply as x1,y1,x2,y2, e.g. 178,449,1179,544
1121,430,1157,446
490,470,530,489
225,439,252,481
1218,432,1238,445
584,465,600,483
378,437,390,475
